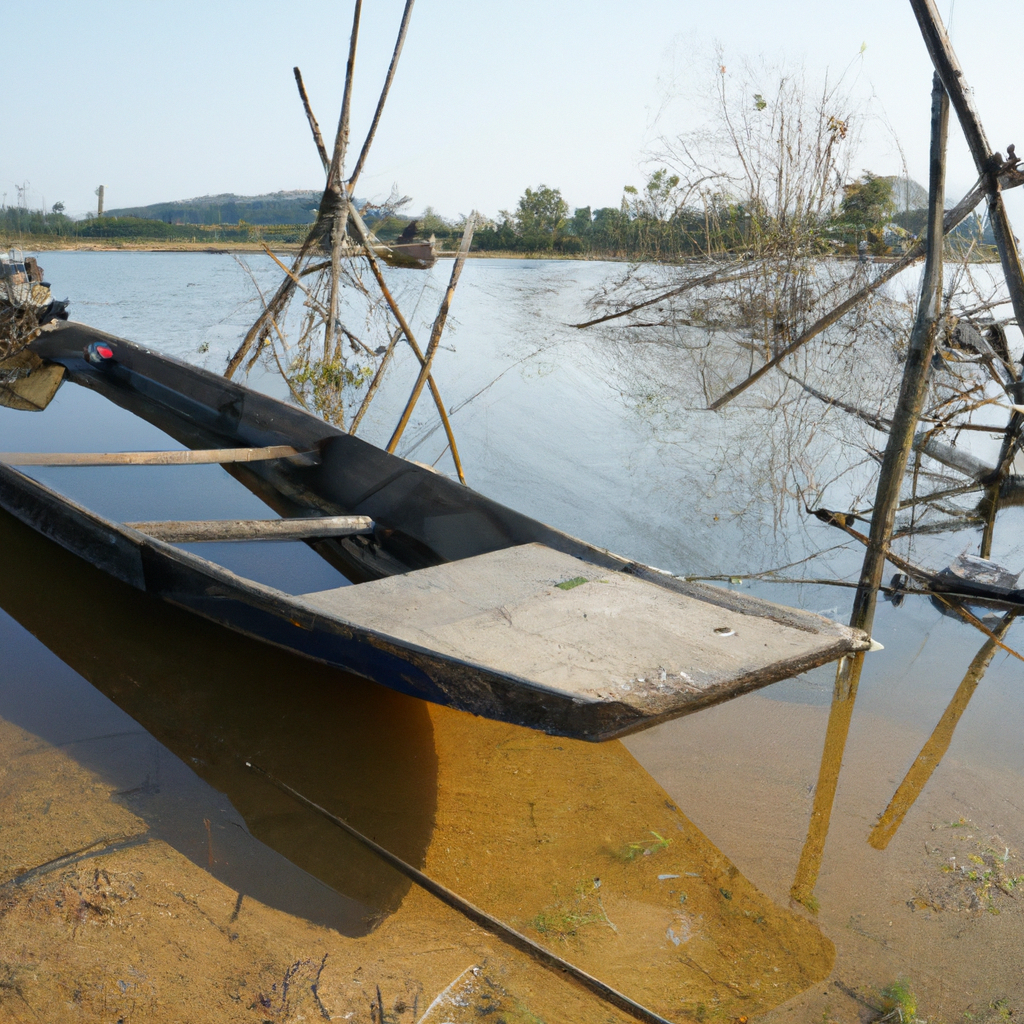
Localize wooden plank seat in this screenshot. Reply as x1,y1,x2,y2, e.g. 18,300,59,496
0,445,311,466
296,542,861,709
125,516,374,543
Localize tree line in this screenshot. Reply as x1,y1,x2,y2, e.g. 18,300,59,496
460,172,981,259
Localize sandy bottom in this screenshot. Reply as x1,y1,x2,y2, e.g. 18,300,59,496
0,695,843,1024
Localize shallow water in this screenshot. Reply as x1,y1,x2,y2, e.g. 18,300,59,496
1,251,1022,1020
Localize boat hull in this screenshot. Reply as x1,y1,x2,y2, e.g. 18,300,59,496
0,323,869,740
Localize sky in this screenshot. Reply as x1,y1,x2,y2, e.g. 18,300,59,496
5,1,1024,222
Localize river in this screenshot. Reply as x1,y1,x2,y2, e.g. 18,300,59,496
0,251,1021,1022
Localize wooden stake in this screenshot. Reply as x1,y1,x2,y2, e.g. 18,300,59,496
850,73,948,631
790,74,950,914
387,215,476,454
325,0,363,370
909,0,1024,539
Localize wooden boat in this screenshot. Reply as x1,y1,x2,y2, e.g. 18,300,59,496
372,238,437,270
0,322,868,740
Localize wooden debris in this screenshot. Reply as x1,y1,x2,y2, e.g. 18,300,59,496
0,350,65,411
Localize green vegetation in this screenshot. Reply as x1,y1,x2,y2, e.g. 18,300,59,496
1,206,78,239
878,978,918,1022
527,878,616,941
612,830,671,862
467,168,939,260
555,576,588,591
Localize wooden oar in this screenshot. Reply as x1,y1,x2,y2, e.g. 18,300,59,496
0,445,310,466
125,515,373,543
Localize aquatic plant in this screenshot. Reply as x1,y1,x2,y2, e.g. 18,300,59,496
877,978,918,1022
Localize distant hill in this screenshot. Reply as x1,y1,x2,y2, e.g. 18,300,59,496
104,190,326,226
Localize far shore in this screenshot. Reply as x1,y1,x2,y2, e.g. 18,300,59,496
1,237,631,260
2,236,1000,265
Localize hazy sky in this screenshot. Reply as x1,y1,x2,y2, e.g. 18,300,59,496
5,1,1023,220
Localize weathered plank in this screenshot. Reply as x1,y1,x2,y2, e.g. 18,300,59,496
125,515,373,543
0,445,306,467
297,543,867,716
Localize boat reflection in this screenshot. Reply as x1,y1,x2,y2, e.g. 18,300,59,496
0,505,841,1018
0,505,438,936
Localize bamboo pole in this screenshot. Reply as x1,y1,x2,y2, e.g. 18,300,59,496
325,1,362,193
347,0,415,195
261,244,331,320
349,324,402,435
868,612,1017,851
244,761,675,1024
909,0,1024,547
790,651,863,910
226,223,326,378
227,263,301,378
234,255,312,409
387,215,476,453
294,67,330,173
908,0,1024,340
324,0,363,370
790,74,950,912
849,75,949,630
125,515,373,543
708,179,987,411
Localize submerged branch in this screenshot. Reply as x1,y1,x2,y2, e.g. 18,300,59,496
573,264,752,329
708,177,987,411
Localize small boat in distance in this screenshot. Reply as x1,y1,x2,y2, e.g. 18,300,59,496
372,236,437,270
0,323,868,740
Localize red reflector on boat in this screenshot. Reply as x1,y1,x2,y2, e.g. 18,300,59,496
85,342,115,364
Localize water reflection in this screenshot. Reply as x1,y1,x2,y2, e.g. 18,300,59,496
868,612,1017,850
